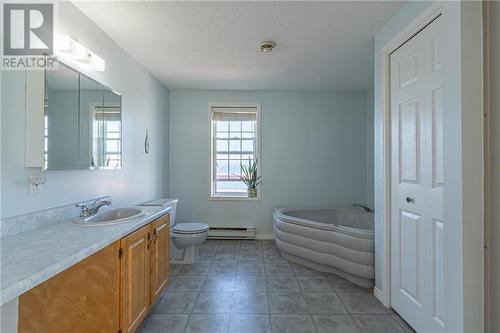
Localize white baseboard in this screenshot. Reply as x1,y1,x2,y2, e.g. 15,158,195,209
373,286,390,308
255,234,274,240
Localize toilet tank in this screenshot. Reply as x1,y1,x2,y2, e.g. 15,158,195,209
141,198,178,228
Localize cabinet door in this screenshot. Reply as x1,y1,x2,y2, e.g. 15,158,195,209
120,224,151,333
19,241,120,333
150,213,170,305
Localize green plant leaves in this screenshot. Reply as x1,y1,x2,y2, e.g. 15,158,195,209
240,158,260,189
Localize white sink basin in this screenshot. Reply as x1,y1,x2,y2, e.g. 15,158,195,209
73,207,148,226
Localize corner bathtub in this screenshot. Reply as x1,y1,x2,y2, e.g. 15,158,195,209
273,208,374,287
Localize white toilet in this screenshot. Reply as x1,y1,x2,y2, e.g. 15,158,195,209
141,198,209,264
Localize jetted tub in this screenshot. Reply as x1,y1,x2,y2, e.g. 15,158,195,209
273,208,374,287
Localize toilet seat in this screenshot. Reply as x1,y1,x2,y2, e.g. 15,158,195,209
172,223,209,234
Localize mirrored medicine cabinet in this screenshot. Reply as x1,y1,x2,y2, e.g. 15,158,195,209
26,59,122,170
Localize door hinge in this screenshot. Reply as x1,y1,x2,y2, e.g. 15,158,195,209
119,248,123,259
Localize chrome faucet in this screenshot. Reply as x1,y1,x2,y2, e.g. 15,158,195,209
76,199,112,217
352,203,373,213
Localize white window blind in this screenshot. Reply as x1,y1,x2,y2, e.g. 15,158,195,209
211,106,259,197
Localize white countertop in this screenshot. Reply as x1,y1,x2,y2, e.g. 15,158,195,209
0,205,170,306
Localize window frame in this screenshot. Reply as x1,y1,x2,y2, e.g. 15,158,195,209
90,104,122,169
208,103,261,200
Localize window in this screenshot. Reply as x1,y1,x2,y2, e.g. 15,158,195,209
92,105,122,169
210,105,260,198
102,115,122,168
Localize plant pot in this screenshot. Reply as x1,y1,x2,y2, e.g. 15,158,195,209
247,188,257,198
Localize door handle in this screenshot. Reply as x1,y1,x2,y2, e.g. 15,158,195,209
405,196,415,204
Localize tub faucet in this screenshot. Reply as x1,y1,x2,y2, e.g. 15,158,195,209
76,199,112,217
352,203,373,213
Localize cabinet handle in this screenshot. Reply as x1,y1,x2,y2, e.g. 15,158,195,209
153,229,159,245
147,233,152,248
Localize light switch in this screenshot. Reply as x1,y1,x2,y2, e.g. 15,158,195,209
29,175,46,194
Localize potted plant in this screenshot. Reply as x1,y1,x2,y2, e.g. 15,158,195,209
241,158,261,198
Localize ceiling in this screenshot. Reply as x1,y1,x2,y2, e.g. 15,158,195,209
74,1,404,91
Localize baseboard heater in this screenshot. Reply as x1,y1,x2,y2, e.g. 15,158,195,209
208,226,256,240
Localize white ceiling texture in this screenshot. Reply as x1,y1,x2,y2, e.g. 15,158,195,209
74,1,404,91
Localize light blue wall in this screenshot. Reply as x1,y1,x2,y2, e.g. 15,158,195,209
0,2,169,218
169,90,369,236
489,3,500,331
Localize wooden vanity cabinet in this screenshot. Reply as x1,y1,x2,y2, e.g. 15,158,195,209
149,214,170,305
19,241,121,333
18,213,170,333
120,213,170,333
120,224,151,333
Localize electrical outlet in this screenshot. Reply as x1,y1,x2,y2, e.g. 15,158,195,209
29,175,46,194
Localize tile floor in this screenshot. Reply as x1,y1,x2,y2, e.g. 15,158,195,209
138,240,414,333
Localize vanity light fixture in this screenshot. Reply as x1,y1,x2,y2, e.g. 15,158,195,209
260,41,276,53
54,34,105,71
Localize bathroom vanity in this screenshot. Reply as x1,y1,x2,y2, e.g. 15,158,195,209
1,206,170,333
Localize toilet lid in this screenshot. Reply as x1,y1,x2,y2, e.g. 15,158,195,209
173,223,209,234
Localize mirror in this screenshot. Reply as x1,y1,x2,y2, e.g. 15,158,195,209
101,90,122,169
43,61,122,170
44,62,79,170
79,74,104,169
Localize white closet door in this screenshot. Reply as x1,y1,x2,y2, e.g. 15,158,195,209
390,15,444,333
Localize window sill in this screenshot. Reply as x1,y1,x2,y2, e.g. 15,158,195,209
209,194,260,201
